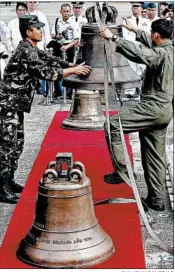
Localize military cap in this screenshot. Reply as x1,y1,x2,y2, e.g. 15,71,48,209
71,2,84,8
142,2,148,9
130,2,143,6
168,3,174,9
19,15,45,28
147,2,156,9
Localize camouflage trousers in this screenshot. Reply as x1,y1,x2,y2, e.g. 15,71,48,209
104,100,173,200
0,110,24,182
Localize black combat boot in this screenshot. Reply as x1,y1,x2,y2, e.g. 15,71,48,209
141,197,165,212
9,172,24,194
104,172,125,184
11,180,24,194
0,180,19,204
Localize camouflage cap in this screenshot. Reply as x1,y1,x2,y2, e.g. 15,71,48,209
19,15,45,28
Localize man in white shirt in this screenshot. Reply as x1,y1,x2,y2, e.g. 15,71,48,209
27,1,51,50
70,2,87,27
0,22,8,80
141,2,148,18
147,2,160,22
122,2,151,98
6,2,27,55
51,3,80,62
51,3,80,99
70,2,88,65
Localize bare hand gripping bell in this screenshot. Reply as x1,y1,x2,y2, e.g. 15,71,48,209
17,153,115,268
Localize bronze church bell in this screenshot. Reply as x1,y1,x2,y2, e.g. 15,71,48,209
62,22,140,130
63,23,140,91
61,90,106,130
17,153,115,268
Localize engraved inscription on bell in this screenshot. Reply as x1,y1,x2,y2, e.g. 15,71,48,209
17,153,115,268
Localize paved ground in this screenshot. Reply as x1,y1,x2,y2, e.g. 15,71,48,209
0,2,174,270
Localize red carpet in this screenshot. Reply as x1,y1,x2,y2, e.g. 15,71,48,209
0,203,145,269
42,111,133,153
0,111,145,269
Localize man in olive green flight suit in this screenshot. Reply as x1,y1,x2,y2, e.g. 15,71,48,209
99,19,173,211
0,15,91,204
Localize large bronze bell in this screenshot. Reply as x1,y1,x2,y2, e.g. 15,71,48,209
61,90,106,130
62,23,140,130
63,23,140,91
17,153,115,268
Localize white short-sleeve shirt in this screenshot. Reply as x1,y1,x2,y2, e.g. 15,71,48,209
51,18,80,44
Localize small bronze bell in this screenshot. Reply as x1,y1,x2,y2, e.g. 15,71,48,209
61,90,106,130
17,153,115,268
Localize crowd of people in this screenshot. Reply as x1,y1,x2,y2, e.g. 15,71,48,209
0,2,174,215
0,2,174,97
122,1,174,99
0,1,88,98
0,2,91,204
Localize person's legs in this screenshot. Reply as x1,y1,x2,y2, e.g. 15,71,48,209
105,104,154,174
66,48,75,99
53,80,63,99
36,80,42,95
0,111,24,203
104,101,172,211
104,101,172,185
139,127,167,210
9,111,24,193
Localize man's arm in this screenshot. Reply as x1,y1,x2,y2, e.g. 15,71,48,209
60,39,79,52
99,27,164,68
116,39,163,68
123,23,152,48
37,48,70,68
136,29,152,48
21,48,90,81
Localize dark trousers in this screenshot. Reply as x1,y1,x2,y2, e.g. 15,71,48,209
105,100,173,200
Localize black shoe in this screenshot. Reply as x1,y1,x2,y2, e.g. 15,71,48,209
53,92,61,99
0,182,19,204
36,87,43,95
132,93,140,98
141,197,165,212
104,172,124,184
11,180,24,194
125,94,134,99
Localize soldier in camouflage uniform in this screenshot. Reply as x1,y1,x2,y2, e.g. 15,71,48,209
100,19,173,211
0,15,91,204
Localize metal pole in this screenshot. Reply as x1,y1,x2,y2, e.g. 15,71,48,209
62,51,67,104
39,48,55,106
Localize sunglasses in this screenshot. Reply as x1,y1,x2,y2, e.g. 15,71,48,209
132,5,141,7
